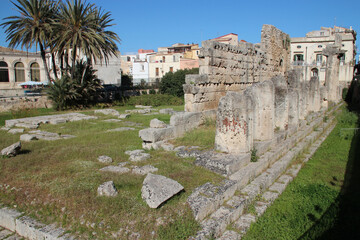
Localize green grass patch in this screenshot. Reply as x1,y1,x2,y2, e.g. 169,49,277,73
242,106,360,240
0,105,222,239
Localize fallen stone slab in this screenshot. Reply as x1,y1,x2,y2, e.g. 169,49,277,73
8,129,24,134
1,142,21,157
132,165,158,175
159,108,174,114
94,109,120,116
97,155,113,163
125,109,151,114
28,130,75,141
118,114,131,119
135,105,152,109
106,127,135,132
1,127,10,131
97,181,118,197
0,207,23,231
99,165,130,174
150,119,167,128
20,134,38,142
125,149,144,155
122,121,143,127
141,173,184,208
129,153,150,162
103,119,122,123
5,113,97,128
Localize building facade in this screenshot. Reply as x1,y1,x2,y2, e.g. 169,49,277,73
0,46,47,96
291,26,357,84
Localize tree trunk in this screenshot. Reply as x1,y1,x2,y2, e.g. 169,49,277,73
51,53,58,80
71,47,77,79
39,42,51,83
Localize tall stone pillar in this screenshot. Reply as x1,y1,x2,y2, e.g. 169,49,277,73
271,76,289,131
215,90,254,154
251,80,275,141
322,34,346,102
308,76,321,112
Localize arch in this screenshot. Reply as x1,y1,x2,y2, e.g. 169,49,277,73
0,61,9,82
311,68,319,77
30,62,40,81
14,62,25,82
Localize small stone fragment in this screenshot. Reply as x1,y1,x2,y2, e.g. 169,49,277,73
1,142,21,157
94,109,120,116
106,127,135,132
97,181,118,197
98,155,113,163
118,114,131,119
129,153,150,162
99,166,130,174
132,165,158,175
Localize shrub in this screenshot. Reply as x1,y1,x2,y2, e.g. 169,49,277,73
149,89,156,94
251,148,258,162
121,74,133,87
160,68,199,97
141,90,148,95
47,60,102,110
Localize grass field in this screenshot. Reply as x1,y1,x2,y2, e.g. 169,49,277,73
242,107,360,240
0,105,223,239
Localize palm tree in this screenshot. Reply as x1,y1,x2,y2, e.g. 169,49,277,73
52,0,120,78
1,0,58,82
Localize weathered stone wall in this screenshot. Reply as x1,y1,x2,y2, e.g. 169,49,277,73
0,96,52,112
184,25,291,112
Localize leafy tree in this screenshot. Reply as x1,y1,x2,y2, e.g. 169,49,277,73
160,68,199,97
1,0,59,82
121,74,133,87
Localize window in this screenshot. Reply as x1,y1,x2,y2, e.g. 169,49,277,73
311,68,318,77
293,54,304,61
0,61,9,82
173,55,176,62
339,53,345,65
127,56,131,62
316,54,323,65
162,56,166,63
30,62,40,81
320,32,324,36
155,67,159,76
14,62,25,82
170,67,173,73
297,45,301,49
141,64,145,71
318,45,322,48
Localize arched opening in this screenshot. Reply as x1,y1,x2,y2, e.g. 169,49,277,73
30,62,40,81
0,61,9,82
14,62,25,82
311,68,319,77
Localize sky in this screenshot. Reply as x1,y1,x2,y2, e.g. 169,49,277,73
0,0,359,60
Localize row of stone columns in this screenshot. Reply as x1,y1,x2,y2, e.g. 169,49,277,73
215,70,323,154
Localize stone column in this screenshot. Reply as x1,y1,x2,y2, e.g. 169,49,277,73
251,80,275,141
288,89,299,128
215,90,254,154
322,34,345,102
271,76,289,131
308,76,321,112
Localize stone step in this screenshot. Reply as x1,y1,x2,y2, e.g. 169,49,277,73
191,107,339,239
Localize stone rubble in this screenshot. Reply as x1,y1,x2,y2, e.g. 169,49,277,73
7,129,24,134
21,130,75,141
94,109,120,116
97,155,113,163
103,119,122,123
141,173,184,208
1,142,21,157
97,181,118,197
118,114,131,119
132,165,158,175
125,149,151,162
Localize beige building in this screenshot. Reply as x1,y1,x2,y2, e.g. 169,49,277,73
209,33,239,45
148,43,199,82
0,46,47,96
291,26,357,84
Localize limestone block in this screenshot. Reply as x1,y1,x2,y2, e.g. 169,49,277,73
15,216,46,240
132,165,158,175
149,119,167,128
118,114,130,119
141,173,184,208
215,90,254,154
94,109,120,116
138,127,174,143
1,141,21,157
159,108,174,114
0,207,22,231
99,165,130,174
97,181,118,197
8,128,24,134
20,134,38,142
129,152,150,162
106,127,135,132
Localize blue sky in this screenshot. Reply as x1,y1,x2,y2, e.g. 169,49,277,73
0,0,358,60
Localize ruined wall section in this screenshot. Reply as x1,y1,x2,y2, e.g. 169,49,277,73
184,25,291,112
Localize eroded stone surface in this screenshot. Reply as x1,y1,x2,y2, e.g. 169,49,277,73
149,119,167,128
94,109,120,116
141,173,184,208
132,165,158,175
107,127,135,132
8,129,24,134
97,181,118,197
98,155,113,163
